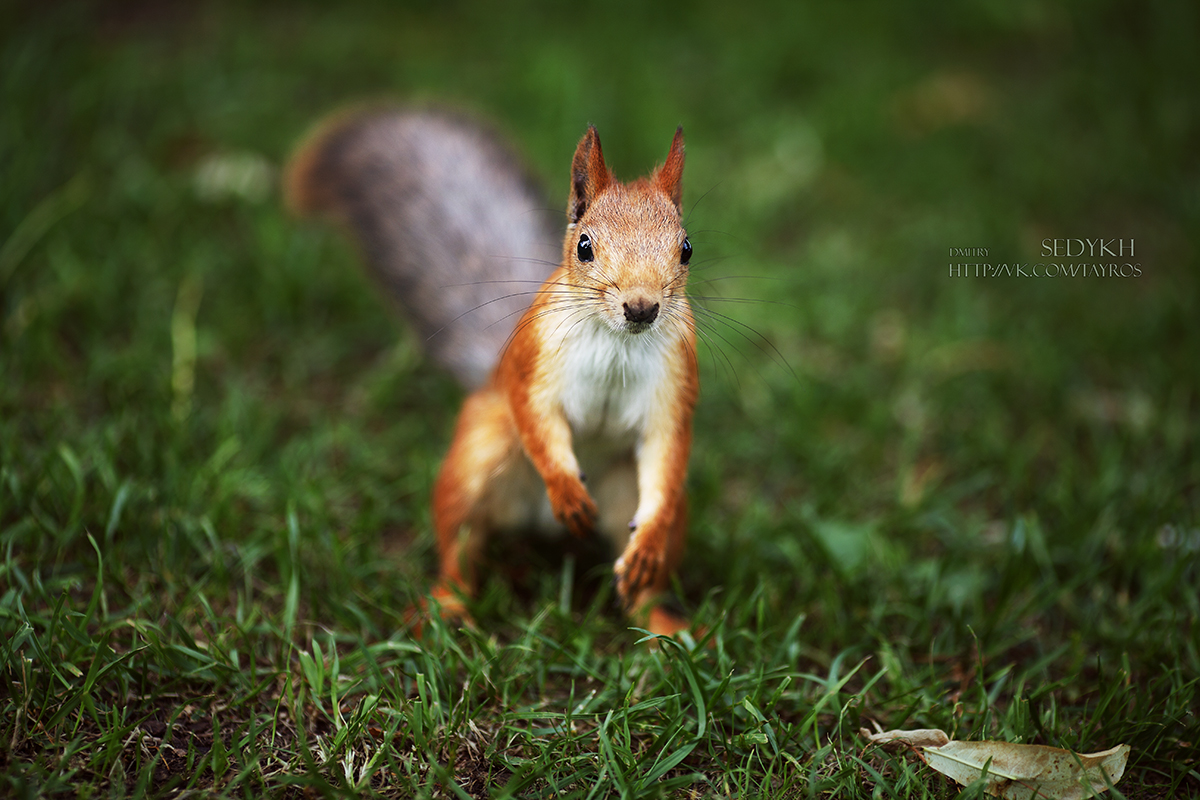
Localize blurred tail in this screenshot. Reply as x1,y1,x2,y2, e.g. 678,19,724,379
284,106,560,388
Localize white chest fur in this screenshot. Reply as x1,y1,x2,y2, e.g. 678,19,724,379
555,317,671,440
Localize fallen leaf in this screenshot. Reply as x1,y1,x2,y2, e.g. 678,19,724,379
858,724,1129,799
922,740,1129,800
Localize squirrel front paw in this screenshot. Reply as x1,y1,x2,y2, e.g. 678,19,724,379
546,474,597,538
614,543,665,609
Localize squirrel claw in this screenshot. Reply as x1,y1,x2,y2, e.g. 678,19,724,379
549,476,597,538
614,547,662,609
563,509,595,538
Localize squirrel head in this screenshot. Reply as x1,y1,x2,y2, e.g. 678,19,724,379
564,126,692,335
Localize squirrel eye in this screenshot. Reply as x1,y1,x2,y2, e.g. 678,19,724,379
680,237,692,265
577,233,594,263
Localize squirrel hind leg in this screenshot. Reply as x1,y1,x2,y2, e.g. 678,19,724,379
409,514,486,637
645,602,693,638
624,586,697,638
428,387,532,628
403,582,474,638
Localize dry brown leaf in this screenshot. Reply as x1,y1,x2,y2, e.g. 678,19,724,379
922,741,1130,800
858,724,1129,798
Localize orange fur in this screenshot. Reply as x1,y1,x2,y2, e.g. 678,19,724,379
430,126,699,636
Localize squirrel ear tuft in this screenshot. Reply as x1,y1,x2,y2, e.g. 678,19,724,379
654,126,685,213
568,125,611,223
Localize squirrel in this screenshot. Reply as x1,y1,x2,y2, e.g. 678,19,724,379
285,107,699,637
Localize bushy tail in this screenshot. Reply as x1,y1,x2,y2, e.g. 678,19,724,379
284,107,560,388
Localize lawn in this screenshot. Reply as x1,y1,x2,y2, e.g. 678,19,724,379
2,1,1197,797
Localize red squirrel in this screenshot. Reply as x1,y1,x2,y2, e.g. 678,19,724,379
286,108,698,636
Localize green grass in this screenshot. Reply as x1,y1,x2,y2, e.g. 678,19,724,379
2,0,1197,797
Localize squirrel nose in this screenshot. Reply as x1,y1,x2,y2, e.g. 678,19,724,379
622,300,660,325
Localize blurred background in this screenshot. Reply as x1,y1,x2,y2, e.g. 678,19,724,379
2,0,1197,658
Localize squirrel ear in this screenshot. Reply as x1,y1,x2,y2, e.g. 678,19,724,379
654,126,685,213
568,125,611,223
